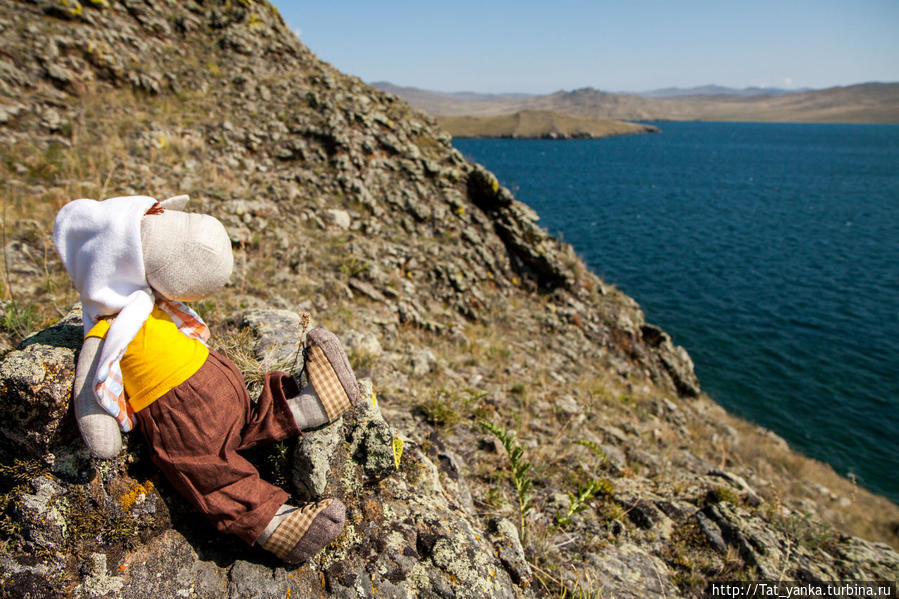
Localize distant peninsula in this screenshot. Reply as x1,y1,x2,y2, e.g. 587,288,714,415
437,110,659,139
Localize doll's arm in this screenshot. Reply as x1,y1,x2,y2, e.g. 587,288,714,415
73,336,123,458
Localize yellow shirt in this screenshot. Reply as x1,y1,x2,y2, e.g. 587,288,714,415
87,306,209,412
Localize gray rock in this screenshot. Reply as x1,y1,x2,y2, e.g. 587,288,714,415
327,209,351,229
601,444,627,473
239,309,302,366
0,309,81,457
116,530,229,599
489,518,532,586
695,510,728,553
641,324,701,397
3,241,43,275
227,560,290,599
705,502,783,579
344,330,383,358
410,347,436,376
835,537,899,580
615,491,673,538
436,449,475,514
554,395,579,415
348,393,395,479
78,553,125,598
348,279,386,303
16,477,68,549
291,416,344,501
708,469,763,506
584,542,679,599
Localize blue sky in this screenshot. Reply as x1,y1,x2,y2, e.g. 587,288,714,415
271,0,899,94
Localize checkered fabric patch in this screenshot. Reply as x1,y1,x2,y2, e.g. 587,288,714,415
262,499,334,560
305,345,351,421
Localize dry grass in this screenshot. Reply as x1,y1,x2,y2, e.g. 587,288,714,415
0,87,231,348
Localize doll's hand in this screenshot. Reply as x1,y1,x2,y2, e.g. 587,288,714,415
74,336,123,458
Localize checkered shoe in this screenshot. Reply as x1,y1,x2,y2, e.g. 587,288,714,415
260,498,346,564
301,328,361,422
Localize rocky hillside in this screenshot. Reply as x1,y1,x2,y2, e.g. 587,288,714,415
0,1,897,598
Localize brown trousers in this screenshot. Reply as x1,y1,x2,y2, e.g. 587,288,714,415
135,349,301,545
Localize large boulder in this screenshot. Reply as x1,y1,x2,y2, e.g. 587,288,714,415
0,309,535,598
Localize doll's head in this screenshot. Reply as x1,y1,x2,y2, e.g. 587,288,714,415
53,195,233,324
140,196,233,302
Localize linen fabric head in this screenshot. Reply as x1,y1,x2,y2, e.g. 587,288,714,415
52,196,209,431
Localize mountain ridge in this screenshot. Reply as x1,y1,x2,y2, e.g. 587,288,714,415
372,81,899,123
632,84,814,98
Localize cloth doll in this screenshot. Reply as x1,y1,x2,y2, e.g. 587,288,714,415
52,194,361,564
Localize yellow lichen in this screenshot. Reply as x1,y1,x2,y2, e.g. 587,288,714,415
118,481,154,512
392,436,404,469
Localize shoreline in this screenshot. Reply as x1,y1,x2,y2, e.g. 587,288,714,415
437,109,660,139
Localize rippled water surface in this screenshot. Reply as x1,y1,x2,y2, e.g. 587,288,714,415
454,123,899,503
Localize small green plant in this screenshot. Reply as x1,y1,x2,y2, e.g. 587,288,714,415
479,420,534,543
349,349,377,373
1,301,40,342
264,441,291,488
776,511,838,551
574,439,608,467
485,346,511,360
704,485,741,506
338,257,369,278
556,478,614,527
418,397,459,428
419,389,487,428
247,12,263,29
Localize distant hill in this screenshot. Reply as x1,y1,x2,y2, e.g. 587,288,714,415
436,110,659,139
370,82,537,116
374,81,899,123
634,85,813,98
371,82,534,102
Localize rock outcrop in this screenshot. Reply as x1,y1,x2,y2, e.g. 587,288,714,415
0,308,535,598
0,1,897,597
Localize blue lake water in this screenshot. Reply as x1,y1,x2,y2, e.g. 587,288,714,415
454,122,899,504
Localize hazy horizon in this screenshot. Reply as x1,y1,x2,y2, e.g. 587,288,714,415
271,0,899,95
368,80,897,97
